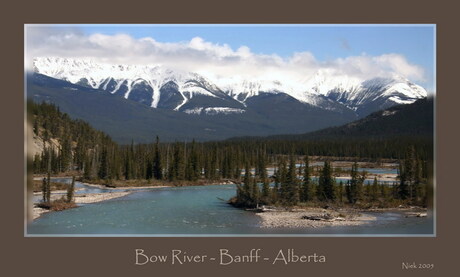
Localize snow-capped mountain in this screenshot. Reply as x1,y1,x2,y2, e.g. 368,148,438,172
300,70,427,116
32,57,428,117
33,57,239,113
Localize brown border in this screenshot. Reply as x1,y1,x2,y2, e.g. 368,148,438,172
3,0,459,276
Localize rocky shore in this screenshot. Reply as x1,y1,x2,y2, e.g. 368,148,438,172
256,207,428,228
256,208,377,228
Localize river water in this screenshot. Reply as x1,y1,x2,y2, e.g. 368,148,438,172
27,180,433,236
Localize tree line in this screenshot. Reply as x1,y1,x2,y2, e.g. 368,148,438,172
232,151,431,209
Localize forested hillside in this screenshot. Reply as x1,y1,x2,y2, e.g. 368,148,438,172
29,100,117,176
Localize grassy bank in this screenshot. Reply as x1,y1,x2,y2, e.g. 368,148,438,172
36,198,77,211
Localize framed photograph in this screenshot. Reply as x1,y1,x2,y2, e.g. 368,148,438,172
4,0,457,276
25,24,435,238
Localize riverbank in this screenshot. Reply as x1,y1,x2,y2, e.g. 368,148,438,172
31,175,240,220
76,178,236,189
32,191,133,220
31,180,174,220
256,207,427,228
79,181,172,190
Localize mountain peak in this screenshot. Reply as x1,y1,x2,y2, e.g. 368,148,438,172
33,57,428,117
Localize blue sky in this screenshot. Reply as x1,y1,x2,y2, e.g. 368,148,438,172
78,24,435,91
29,24,436,92
79,24,434,60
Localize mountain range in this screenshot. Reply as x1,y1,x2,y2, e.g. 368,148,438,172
28,57,428,143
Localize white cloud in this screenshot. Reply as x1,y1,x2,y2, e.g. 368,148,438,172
25,26,426,86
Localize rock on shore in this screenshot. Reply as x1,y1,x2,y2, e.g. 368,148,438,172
257,209,377,228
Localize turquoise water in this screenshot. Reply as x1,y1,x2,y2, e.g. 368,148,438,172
28,182,433,236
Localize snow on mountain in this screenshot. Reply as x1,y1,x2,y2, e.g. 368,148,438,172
33,57,223,110
183,107,246,115
298,70,427,114
33,57,428,116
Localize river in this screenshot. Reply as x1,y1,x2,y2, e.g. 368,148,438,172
27,179,433,236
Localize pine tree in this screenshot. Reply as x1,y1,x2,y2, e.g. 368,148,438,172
186,140,199,181
259,151,270,199
98,146,109,180
348,162,362,204
413,155,423,203
41,177,47,203
152,136,163,180
345,180,352,204
145,157,153,180
33,153,41,174
83,154,92,180
74,137,85,171
209,148,218,180
371,177,379,202
59,134,72,172
124,148,133,180
398,162,409,200
317,160,335,201
285,156,299,205
169,143,185,181
243,163,252,195
277,158,288,200
271,168,280,203
380,183,386,198
46,170,51,203
301,155,311,202
251,177,260,207
338,181,344,203
404,146,416,201
67,176,75,203
235,162,258,208
204,152,211,179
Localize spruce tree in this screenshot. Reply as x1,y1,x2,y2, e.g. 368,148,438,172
251,177,260,207
67,176,75,203
42,177,47,203
238,162,256,207
398,162,409,200
145,157,153,180
346,180,352,204
413,155,423,203
371,177,379,202
317,160,335,201
59,135,72,172
74,137,85,171
46,170,51,203
301,155,311,202
272,168,280,203
286,156,299,205
276,158,286,197
169,143,185,181
259,151,270,199
153,136,163,180
338,181,344,203
98,146,109,180
349,162,362,204
404,146,415,201
186,139,199,181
